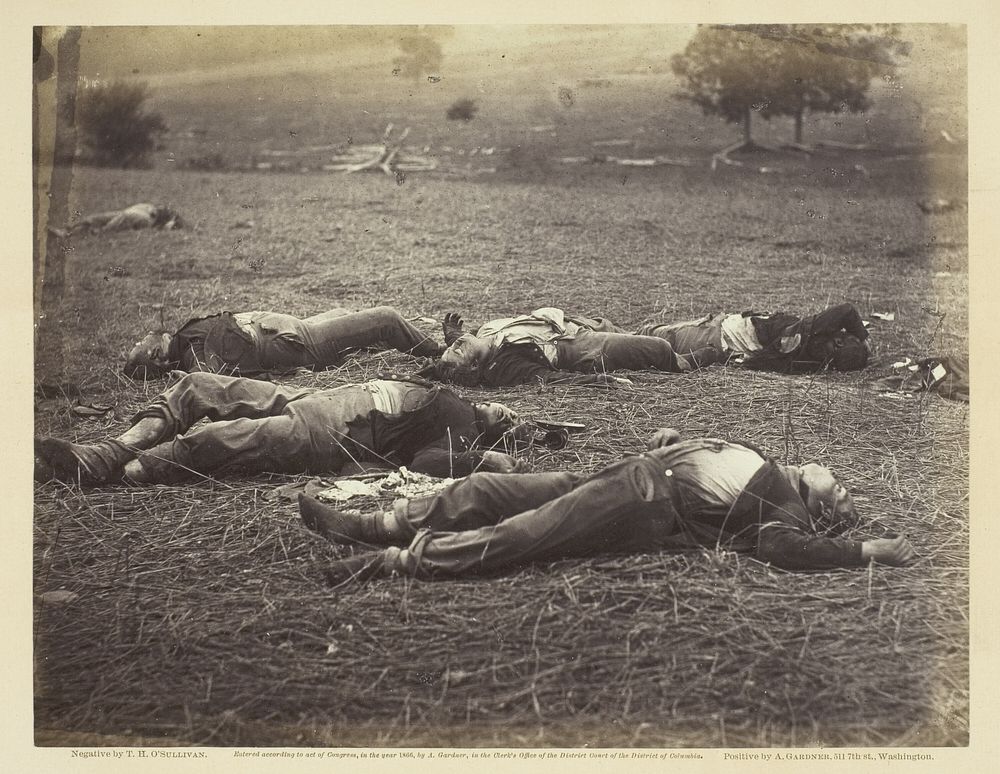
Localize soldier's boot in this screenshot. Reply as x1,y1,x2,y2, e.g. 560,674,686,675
34,438,133,486
299,494,406,547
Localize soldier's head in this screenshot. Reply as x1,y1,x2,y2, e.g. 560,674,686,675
474,402,522,444
124,332,174,379
440,333,492,370
427,333,495,386
808,333,868,371
153,206,184,230
794,463,859,535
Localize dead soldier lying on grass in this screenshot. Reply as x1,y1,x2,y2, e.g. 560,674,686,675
635,301,871,373
49,202,185,236
124,305,443,379
300,427,916,584
34,372,526,485
420,307,719,387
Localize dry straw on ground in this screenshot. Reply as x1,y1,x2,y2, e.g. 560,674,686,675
33,147,969,746
34,350,969,747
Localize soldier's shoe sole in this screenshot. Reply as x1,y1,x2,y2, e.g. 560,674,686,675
298,493,371,546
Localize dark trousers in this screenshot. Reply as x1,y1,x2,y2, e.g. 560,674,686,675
634,314,725,354
261,306,442,370
385,455,681,578
131,373,372,483
557,329,685,373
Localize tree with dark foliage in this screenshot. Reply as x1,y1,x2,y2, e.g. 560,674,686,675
758,24,909,144
671,26,784,146
671,24,908,147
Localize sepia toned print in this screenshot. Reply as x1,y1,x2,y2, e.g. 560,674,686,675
33,24,968,749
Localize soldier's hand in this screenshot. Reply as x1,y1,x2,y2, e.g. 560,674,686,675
480,450,524,474
861,535,917,566
647,428,682,450
611,376,634,387
442,312,465,344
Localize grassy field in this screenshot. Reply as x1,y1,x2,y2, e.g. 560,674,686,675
33,148,969,747
33,29,969,746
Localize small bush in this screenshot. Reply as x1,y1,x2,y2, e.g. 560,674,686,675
446,98,479,122
74,80,167,168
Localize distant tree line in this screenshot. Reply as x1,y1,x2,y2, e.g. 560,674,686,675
671,24,911,146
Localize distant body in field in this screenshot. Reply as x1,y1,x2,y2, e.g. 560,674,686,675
54,202,185,236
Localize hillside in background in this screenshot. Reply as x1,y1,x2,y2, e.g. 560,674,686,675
64,24,966,172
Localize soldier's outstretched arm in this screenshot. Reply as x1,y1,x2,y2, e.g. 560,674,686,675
860,535,917,566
